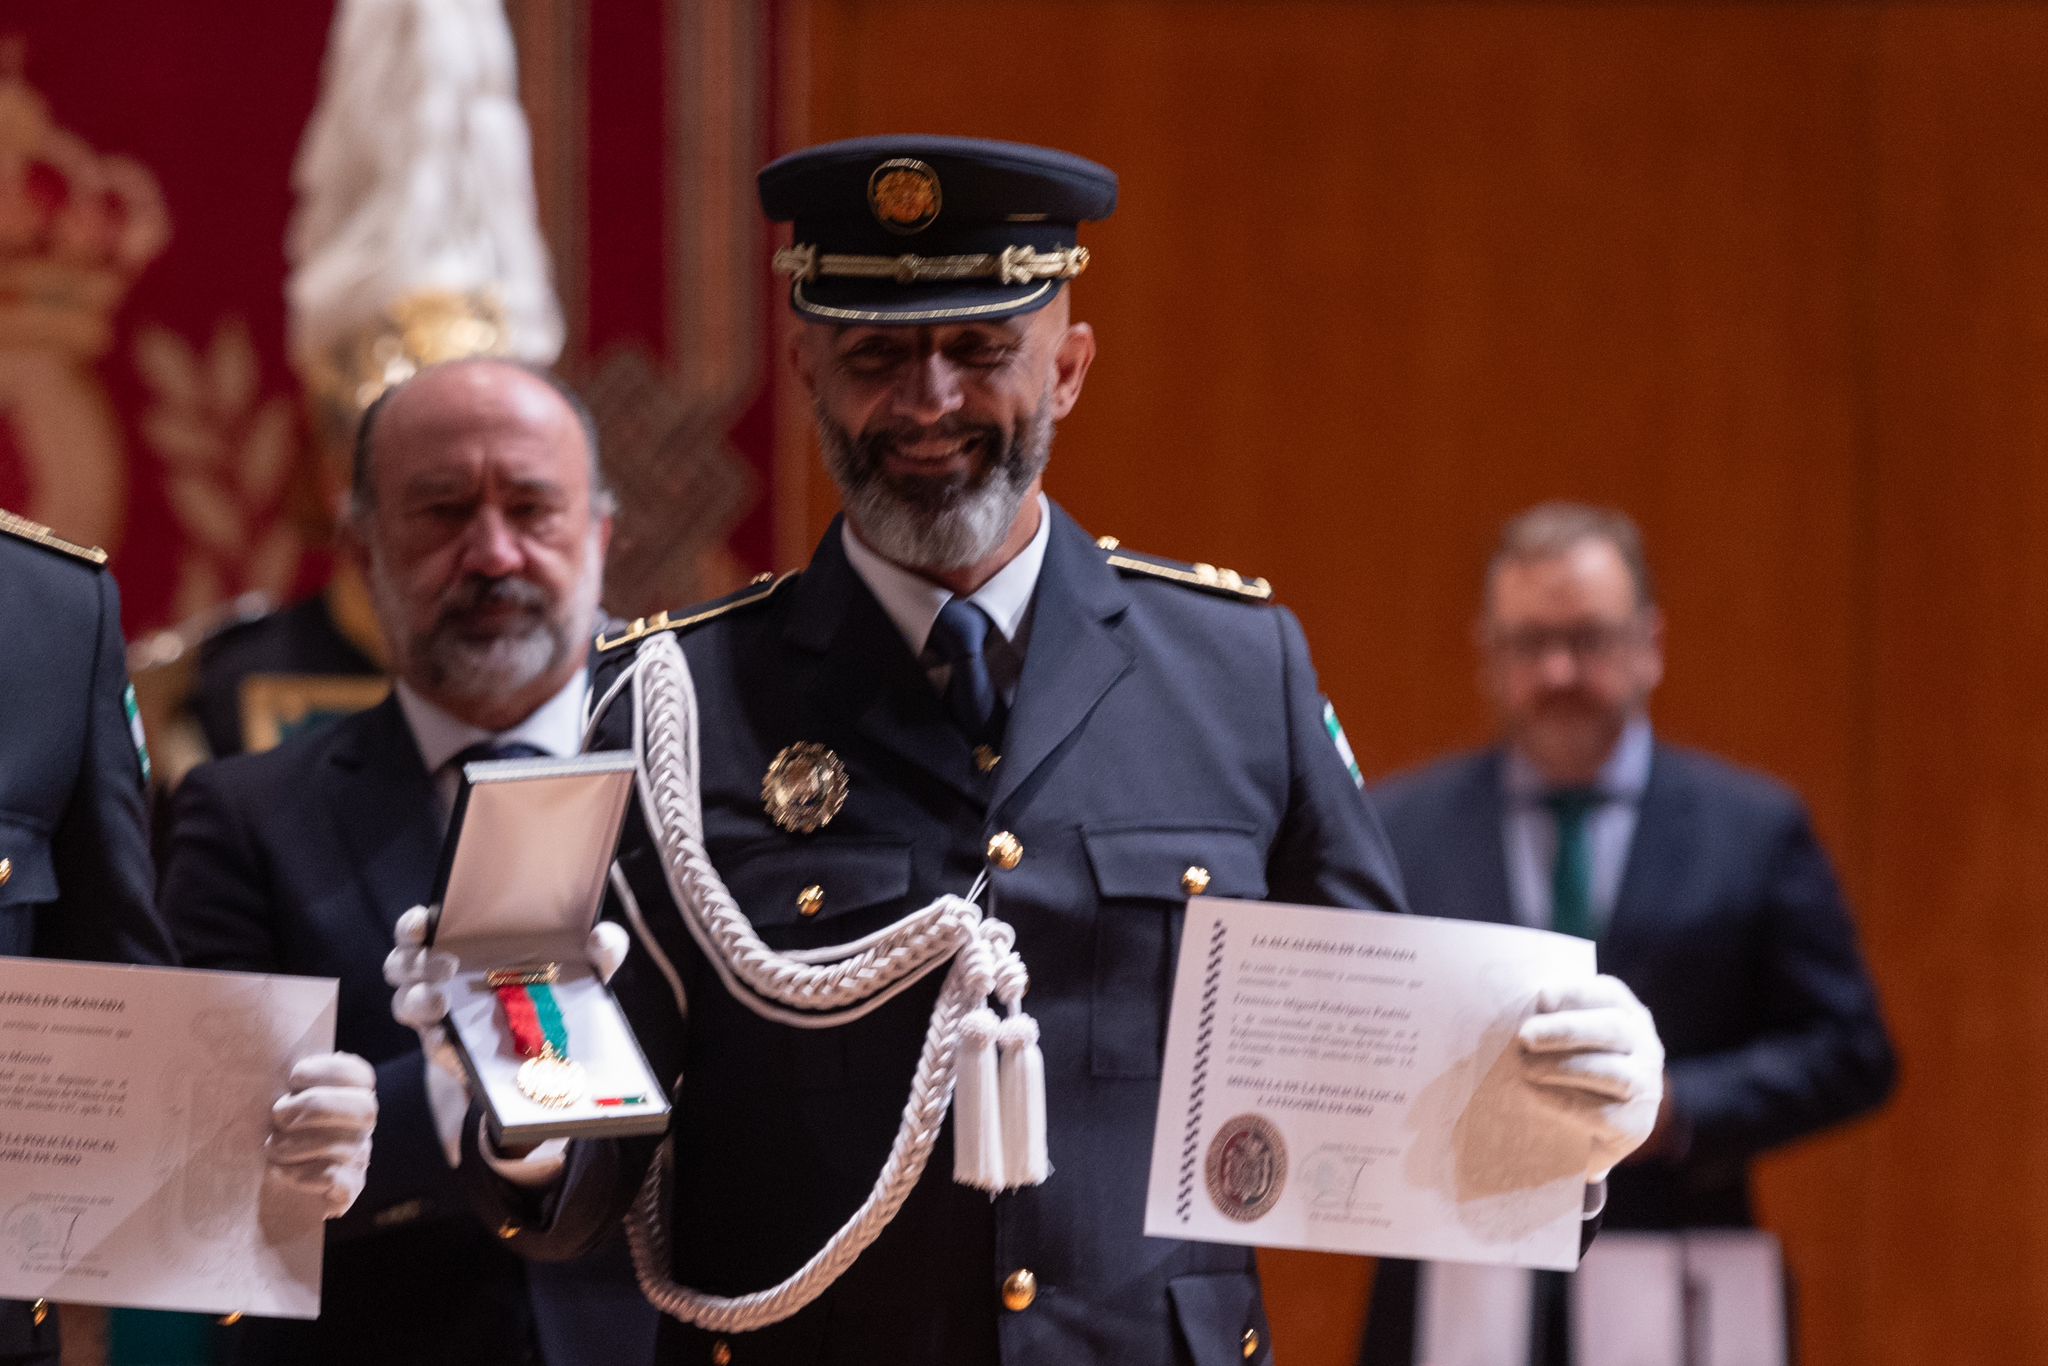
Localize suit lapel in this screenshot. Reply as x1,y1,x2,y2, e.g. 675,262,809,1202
323,696,444,936
1604,744,1695,960
990,508,1133,811
1454,752,1519,926
784,520,983,804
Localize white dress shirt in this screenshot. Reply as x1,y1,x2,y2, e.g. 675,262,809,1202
394,670,589,823
1502,714,1654,935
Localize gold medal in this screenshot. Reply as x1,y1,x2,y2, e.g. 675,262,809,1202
516,1051,587,1109
762,743,850,834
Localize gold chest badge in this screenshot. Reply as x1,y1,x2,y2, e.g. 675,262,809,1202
762,743,850,834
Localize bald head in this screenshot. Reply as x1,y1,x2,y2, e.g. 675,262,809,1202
349,359,614,730
352,359,609,523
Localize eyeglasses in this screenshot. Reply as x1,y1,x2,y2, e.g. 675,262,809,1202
1485,621,1648,666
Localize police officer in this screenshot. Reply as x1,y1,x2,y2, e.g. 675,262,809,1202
395,138,1667,1366
0,511,173,1362
0,508,377,1364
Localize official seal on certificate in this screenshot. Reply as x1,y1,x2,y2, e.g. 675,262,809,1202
1206,1113,1288,1222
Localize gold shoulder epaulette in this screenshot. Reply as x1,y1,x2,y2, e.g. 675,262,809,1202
0,508,108,567
1095,535,1272,603
596,571,798,652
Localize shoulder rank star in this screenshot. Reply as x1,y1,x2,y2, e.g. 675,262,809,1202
763,743,850,834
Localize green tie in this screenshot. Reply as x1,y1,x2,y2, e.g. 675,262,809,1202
1543,789,1602,941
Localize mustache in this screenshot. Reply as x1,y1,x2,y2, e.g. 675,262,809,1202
854,419,1001,467
435,575,551,631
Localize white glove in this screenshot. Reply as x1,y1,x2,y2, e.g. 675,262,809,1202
265,1052,377,1218
386,906,632,1035
1517,974,1665,1182
384,905,632,1172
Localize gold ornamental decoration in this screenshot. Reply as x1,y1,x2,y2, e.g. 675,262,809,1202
867,158,942,234
762,743,850,834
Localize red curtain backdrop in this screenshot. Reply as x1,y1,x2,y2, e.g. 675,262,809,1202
5,0,798,637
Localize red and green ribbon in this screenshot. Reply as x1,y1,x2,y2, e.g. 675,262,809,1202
496,982,570,1060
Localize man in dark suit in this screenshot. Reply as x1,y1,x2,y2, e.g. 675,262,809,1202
398,139,1671,1366
1360,502,1896,1365
160,363,656,1366
1,509,375,1365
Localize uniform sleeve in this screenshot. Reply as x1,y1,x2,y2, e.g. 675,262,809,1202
1262,606,1410,916
35,570,176,966
1664,801,1898,1159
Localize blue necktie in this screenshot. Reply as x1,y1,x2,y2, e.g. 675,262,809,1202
1542,788,1602,941
927,597,1007,746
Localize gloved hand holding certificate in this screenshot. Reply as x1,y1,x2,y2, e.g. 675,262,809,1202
0,958,339,1318
1145,899,1658,1271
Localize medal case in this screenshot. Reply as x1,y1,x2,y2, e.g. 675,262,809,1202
429,752,672,1143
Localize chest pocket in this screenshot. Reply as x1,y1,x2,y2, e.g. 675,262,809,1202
709,839,917,1094
1085,824,1268,1078
0,816,54,956
720,839,917,938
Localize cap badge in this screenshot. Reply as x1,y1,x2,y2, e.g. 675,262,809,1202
867,158,942,234
762,742,850,834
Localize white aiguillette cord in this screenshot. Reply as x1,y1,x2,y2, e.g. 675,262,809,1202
616,631,1049,1334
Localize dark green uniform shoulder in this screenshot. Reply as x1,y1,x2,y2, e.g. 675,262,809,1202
1095,535,1273,603
0,507,109,568
596,571,800,653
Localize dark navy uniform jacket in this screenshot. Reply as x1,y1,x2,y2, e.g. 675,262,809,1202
162,694,657,1366
1359,743,1896,1366
464,503,1408,1366
0,527,176,1363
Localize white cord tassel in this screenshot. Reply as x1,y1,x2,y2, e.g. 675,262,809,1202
997,1012,1050,1186
952,1007,1007,1191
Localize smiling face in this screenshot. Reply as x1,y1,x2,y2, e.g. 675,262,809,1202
353,361,612,731
1482,536,1664,786
794,291,1096,582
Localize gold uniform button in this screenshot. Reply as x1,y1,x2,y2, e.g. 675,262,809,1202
0,857,11,888
1242,1326,1261,1358
497,1221,521,1239
219,1312,244,1327
711,1341,734,1366
796,884,825,918
30,1298,47,1327
1182,865,1212,896
1001,1267,1038,1311
986,831,1023,871
973,744,1002,774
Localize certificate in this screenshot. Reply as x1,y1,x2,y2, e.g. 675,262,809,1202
0,957,336,1318
1144,899,1596,1270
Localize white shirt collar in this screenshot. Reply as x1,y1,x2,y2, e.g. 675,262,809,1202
840,492,1051,657
394,669,590,779
1504,712,1655,800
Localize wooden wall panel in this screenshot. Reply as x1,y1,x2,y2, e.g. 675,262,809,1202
785,4,2048,1362
1863,7,2048,1361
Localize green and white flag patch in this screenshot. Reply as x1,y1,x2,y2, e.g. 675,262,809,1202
1323,699,1362,790
124,683,151,785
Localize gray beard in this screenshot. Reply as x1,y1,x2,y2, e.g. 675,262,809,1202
369,534,602,709
817,392,1054,573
